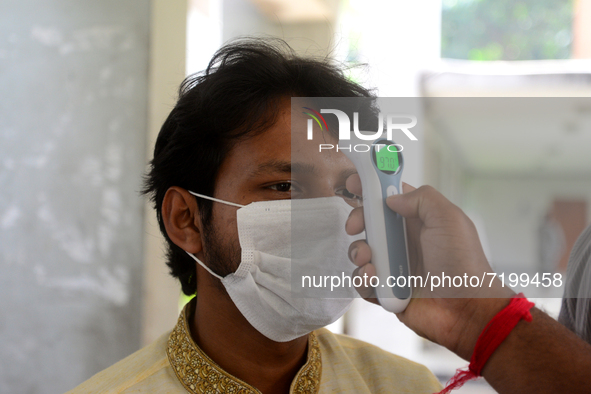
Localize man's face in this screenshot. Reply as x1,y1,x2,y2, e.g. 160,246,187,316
202,98,359,274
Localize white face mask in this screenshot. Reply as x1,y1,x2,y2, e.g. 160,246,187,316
186,192,359,342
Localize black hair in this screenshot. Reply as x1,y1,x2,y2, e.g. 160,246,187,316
142,37,375,295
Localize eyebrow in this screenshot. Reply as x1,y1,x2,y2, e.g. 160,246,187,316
249,160,292,177
249,159,358,180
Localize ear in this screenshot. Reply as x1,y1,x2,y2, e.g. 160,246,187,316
162,186,203,255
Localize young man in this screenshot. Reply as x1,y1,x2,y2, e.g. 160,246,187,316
67,39,442,393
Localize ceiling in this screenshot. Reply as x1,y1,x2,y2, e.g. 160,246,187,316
423,62,591,177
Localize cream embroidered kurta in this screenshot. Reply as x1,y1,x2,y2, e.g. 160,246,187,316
67,301,442,393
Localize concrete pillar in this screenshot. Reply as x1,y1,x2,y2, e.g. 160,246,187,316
142,0,188,346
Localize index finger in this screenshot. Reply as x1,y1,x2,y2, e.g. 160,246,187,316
345,173,362,196
401,182,416,194
386,185,458,222
347,176,415,198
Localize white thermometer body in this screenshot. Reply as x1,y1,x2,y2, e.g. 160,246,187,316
341,137,411,313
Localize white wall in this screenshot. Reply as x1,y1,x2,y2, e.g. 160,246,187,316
463,175,591,275
0,1,150,392
223,0,336,54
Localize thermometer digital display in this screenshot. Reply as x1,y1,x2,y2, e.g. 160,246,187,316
374,145,400,173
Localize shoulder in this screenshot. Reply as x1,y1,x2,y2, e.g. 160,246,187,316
65,331,181,394
562,223,591,304
315,327,433,374
314,328,442,393
560,223,591,340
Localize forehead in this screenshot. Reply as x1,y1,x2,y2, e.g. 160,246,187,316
291,102,343,167
220,98,354,176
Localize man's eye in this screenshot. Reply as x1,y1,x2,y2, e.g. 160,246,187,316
270,182,292,192
336,188,362,204
340,188,358,199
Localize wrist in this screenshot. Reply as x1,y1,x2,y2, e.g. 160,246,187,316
437,294,536,394
452,297,512,360
479,306,539,378
448,278,515,360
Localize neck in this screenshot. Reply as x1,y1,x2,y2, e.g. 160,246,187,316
190,283,309,394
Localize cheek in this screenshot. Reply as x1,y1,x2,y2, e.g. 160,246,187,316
213,204,239,238
207,204,242,258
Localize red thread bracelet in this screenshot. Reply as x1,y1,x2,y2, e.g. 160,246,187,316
436,293,535,394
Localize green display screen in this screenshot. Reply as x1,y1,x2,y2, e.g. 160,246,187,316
375,146,400,172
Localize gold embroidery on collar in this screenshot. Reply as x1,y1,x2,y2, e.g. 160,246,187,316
166,301,322,394
289,332,322,394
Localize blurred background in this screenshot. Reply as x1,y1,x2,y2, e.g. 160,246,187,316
1,0,590,393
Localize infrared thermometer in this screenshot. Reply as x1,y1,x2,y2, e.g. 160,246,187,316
341,136,411,313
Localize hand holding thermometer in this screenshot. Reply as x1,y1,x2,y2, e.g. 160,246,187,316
341,137,411,313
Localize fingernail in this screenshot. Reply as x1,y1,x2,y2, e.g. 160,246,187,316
351,247,358,261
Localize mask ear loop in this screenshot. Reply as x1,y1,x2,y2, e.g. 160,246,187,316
185,190,244,280
188,190,245,208
186,252,224,280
